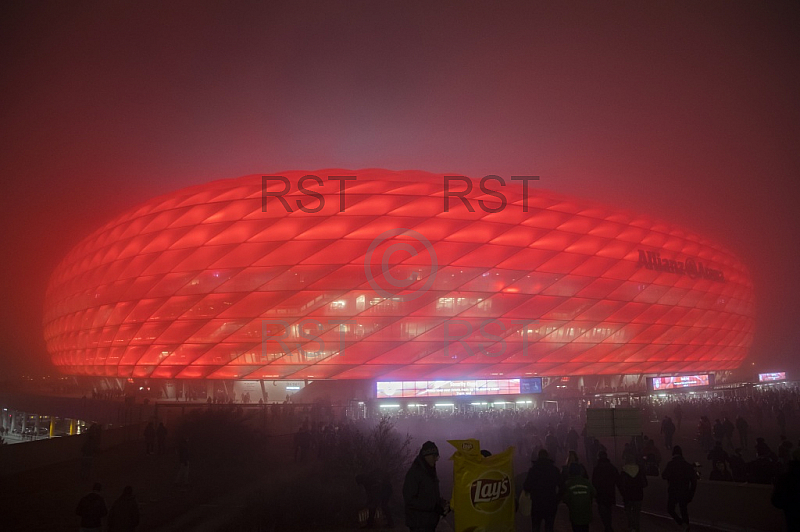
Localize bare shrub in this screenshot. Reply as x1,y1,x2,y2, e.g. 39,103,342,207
176,406,269,468
224,416,413,530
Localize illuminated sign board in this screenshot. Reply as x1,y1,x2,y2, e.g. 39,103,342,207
758,372,786,382
651,374,710,391
376,378,542,399
520,377,543,394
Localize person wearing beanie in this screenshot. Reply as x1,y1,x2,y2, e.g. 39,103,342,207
661,445,697,531
402,441,448,532
523,449,563,532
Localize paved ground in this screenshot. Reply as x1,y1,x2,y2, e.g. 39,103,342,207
0,437,728,532
0,398,787,531
0,434,284,532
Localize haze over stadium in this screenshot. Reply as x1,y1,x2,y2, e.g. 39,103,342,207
1,1,799,381
42,170,755,383
3,5,800,532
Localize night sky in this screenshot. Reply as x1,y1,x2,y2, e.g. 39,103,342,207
2,1,798,377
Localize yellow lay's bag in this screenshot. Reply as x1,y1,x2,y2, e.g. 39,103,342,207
448,440,515,532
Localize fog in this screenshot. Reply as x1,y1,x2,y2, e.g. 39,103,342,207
1,1,798,376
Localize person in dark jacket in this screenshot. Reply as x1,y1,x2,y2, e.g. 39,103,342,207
706,441,729,469
156,422,167,455
561,450,588,484
107,485,140,532
175,437,190,487
76,482,108,532
771,449,800,532
735,415,749,449
523,449,563,532
357,469,394,529
617,453,648,532
728,448,747,482
708,460,733,482
661,416,676,450
591,450,618,532
661,445,697,530
563,462,596,532
566,427,580,452
746,451,777,484
143,421,155,455
402,441,448,532
754,437,772,458
641,437,661,476
545,429,560,463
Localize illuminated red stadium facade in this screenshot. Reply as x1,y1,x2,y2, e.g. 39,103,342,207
43,170,755,384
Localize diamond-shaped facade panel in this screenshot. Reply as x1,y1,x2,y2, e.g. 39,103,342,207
43,170,755,379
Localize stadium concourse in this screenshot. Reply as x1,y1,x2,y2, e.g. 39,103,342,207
0,404,751,532
0,429,731,532
1,380,794,531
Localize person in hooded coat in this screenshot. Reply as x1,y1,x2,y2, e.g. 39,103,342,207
591,450,618,532
661,445,696,530
772,448,800,532
107,486,140,532
523,448,563,532
75,482,108,532
617,453,648,532
402,441,448,532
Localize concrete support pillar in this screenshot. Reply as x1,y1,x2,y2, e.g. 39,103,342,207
21,412,27,437
259,380,268,403
69,418,77,435
223,380,231,401
49,417,55,438
34,415,41,439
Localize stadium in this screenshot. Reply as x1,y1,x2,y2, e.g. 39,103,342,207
42,170,755,402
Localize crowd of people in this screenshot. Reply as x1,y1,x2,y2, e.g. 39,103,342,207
75,482,139,532
387,384,800,531
398,435,798,532
29,380,800,531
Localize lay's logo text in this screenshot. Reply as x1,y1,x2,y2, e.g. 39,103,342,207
470,476,511,504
